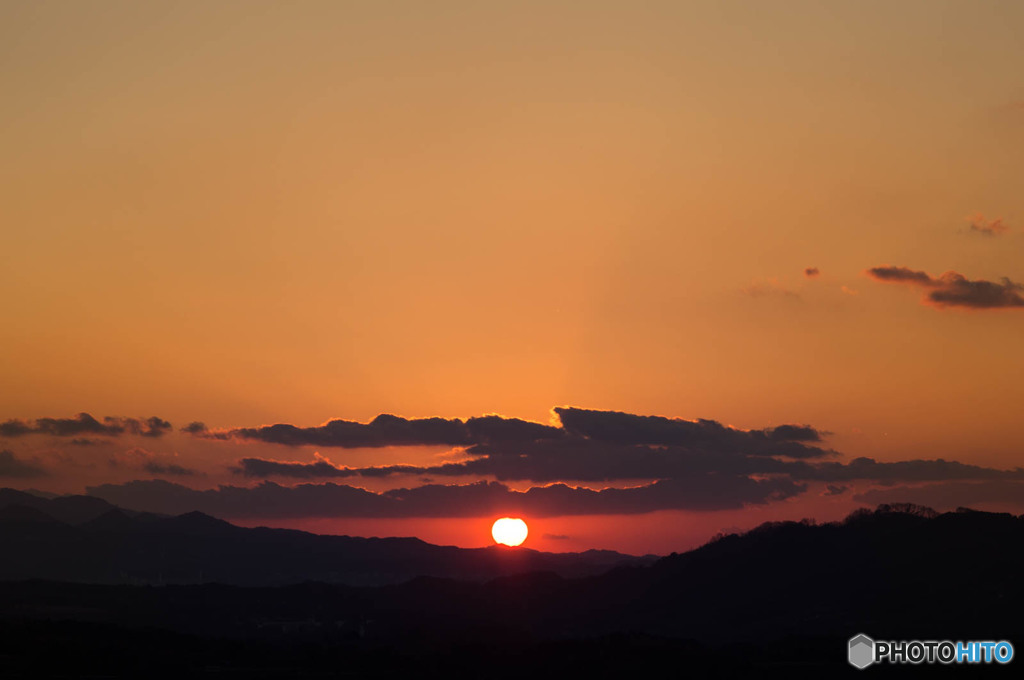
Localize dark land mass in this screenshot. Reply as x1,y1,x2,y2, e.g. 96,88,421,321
1,499,1022,677
0,488,656,585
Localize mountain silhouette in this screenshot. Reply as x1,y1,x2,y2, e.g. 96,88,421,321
0,489,655,586
79,507,143,532
2,500,1021,677
0,488,134,524
0,503,64,525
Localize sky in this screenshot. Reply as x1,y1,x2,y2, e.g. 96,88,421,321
2,0,1023,555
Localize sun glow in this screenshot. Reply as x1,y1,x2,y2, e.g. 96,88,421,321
491,517,528,547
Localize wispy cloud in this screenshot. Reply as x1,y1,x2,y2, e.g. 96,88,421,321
741,277,800,300
866,266,1024,309
967,213,1010,237
108,447,199,477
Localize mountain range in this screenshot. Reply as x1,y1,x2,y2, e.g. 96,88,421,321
0,487,655,586
2,490,1022,676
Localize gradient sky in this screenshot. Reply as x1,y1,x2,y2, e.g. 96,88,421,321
2,1,1023,554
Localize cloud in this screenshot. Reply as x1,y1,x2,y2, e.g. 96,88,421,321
212,409,1024,519
967,214,1010,237
853,480,1024,510
0,450,47,478
114,405,1024,520
132,417,173,438
543,533,571,540
230,414,467,447
196,413,564,448
925,274,1024,309
866,266,933,285
466,415,566,444
142,462,198,477
0,413,173,438
80,403,1024,519
233,452,360,479
86,474,807,519
552,408,829,456
229,444,762,483
866,265,1024,309
764,424,823,442
70,438,106,447
180,421,232,440
109,448,199,477
787,456,1024,484
232,446,1024,488
33,414,125,437
226,409,839,483
741,278,800,300
198,407,831,462
0,421,33,437
804,267,820,278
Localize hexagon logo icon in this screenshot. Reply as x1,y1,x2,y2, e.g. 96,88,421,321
848,633,875,669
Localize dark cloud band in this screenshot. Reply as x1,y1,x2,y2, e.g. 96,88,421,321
194,413,564,448
87,475,806,519
202,408,830,462
0,413,172,438
233,448,1024,486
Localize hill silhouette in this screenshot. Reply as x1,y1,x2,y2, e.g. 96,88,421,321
0,488,655,586
1,501,1021,677
0,488,124,524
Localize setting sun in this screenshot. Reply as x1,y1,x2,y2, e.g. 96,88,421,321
491,517,529,547
5,1,1024,674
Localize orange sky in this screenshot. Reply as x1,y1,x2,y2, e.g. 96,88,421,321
2,1,1023,554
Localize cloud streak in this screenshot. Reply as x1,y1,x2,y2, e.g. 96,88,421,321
0,413,173,438
194,413,564,448
86,475,806,518
552,407,827,454
968,214,1010,237
854,480,1024,509
866,266,1024,309
234,446,1024,487
233,453,360,479
108,448,200,477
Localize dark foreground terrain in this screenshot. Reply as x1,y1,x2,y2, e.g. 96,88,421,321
2,503,1022,678
0,488,654,586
